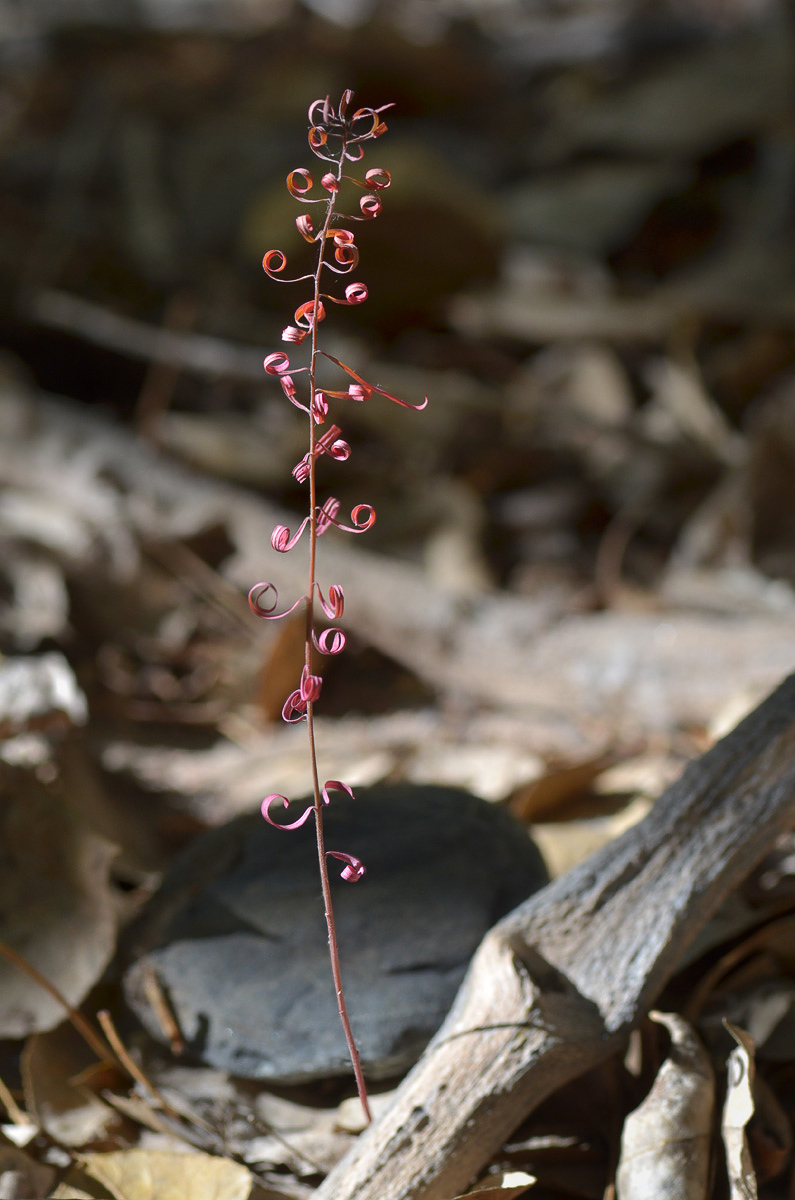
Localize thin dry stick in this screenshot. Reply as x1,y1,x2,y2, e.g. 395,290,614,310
97,1009,220,1141
0,1073,28,1125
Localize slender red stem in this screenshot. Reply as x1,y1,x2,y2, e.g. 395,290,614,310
306,135,371,1123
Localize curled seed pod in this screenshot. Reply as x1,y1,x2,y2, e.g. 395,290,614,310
320,351,428,410
261,793,313,829
316,497,341,535
292,454,311,483
281,689,307,722
313,392,329,423
321,502,376,535
262,248,286,274
359,193,382,219
248,582,305,620
294,299,326,328
271,516,311,553
321,173,340,193
344,282,367,304
322,779,355,806
327,850,366,882
263,249,312,284
315,582,344,619
282,325,309,344
365,167,390,189
299,665,323,702
313,626,346,655
316,425,350,461
263,351,291,374
296,214,315,241
286,168,317,199
334,242,359,268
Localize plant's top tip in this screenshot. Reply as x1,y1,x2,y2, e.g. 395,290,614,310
307,91,394,148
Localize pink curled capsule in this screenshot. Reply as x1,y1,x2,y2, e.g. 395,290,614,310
248,582,305,621
286,168,314,198
313,626,346,655
315,582,344,619
316,425,350,462
296,214,315,241
327,851,366,882
263,351,291,374
282,325,308,344
261,793,314,829
344,282,368,304
292,454,311,483
271,516,311,553
299,666,323,702
322,780,355,805
281,689,307,723
316,497,341,535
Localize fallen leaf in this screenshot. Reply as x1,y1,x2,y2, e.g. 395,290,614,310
450,1171,536,1199
80,1149,252,1200
21,1020,116,1145
0,773,118,1038
722,1023,759,1200
616,1011,714,1199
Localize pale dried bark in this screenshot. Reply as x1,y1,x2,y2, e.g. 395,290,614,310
313,672,795,1200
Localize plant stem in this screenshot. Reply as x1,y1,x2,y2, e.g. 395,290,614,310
306,136,371,1124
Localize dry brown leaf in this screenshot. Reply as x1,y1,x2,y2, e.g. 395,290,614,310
722,1023,758,1200
616,1011,714,1200
80,1149,252,1200
21,1020,116,1146
0,774,118,1038
508,754,614,823
450,1171,536,1200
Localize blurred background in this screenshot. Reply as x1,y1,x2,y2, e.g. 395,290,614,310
2,1,795,586
2,0,795,584
0,0,794,821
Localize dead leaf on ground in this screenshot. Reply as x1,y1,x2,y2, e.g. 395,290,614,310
508,753,615,823
80,1149,252,1200
722,1023,758,1200
616,1011,714,1200
21,1020,116,1146
0,773,118,1038
450,1171,536,1199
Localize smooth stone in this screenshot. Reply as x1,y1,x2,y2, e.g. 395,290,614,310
123,785,548,1083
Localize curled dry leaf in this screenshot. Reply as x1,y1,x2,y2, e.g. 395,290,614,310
0,774,118,1038
79,1149,252,1200
722,1022,759,1200
616,1011,714,1200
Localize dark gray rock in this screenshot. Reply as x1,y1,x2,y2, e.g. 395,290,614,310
123,785,548,1083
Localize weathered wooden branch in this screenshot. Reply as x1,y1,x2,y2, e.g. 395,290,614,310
314,672,795,1200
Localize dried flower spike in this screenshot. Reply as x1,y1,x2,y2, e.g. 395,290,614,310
248,92,427,1122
